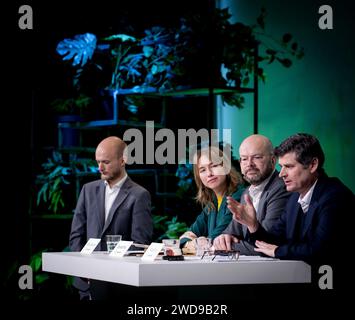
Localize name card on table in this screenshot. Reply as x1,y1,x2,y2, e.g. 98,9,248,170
80,238,101,255
110,240,133,257
141,242,164,261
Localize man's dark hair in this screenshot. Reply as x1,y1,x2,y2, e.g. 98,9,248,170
274,133,325,173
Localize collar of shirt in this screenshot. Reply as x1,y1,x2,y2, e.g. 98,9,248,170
297,179,318,213
248,170,275,211
104,174,128,192
248,170,275,197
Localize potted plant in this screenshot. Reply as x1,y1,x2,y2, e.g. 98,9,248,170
54,7,303,108
56,26,186,94
55,26,186,124
177,7,304,107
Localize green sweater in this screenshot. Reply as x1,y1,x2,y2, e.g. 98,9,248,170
180,188,244,246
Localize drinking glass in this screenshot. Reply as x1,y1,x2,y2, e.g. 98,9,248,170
162,239,181,256
194,237,212,257
106,234,122,253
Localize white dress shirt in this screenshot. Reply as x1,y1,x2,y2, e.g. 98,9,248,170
248,170,275,212
297,179,318,213
104,174,128,221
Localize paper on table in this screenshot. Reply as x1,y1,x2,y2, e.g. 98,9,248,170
80,238,101,255
183,256,203,260
238,255,278,261
141,242,164,261
212,255,278,262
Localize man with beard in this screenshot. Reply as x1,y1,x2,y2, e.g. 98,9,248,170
227,133,354,265
213,134,290,255
69,136,153,299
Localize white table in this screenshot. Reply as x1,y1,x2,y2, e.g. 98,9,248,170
42,252,311,287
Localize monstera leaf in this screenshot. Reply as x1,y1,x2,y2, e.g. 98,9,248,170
56,33,97,67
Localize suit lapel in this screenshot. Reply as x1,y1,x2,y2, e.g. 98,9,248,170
244,170,278,237
300,179,324,239
301,201,318,239
241,190,250,238
241,188,270,238
96,182,106,231
257,189,269,220
101,178,131,235
289,201,301,238
257,171,278,218
242,172,277,237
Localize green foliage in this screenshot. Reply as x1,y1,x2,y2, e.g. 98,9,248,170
29,250,50,285
56,33,97,88
50,93,93,114
174,7,304,107
56,25,186,94
55,6,304,109
153,215,188,241
15,249,74,300
29,248,74,288
36,151,98,214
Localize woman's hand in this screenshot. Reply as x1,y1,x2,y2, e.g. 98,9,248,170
179,231,197,241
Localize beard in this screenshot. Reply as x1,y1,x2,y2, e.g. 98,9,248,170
243,163,274,185
100,172,115,181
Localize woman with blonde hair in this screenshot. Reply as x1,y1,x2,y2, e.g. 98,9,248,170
179,145,244,249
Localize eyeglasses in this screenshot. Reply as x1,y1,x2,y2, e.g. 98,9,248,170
200,250,240,261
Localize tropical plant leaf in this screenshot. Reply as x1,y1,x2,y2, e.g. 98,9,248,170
282,33,292,43
104,34,136,42
54,6,304,109
276,57,292,68
35,273,50,284
35,151,98,214
56,33,97,67
29,251,44,272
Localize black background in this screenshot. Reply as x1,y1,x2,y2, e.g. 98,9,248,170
2,0,352,314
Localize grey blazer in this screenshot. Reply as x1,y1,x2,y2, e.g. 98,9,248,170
69,176,153,294
222,170,290,255
69,176,153,252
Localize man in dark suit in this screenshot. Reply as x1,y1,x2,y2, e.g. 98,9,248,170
227,133,354,268
69,136,153,299
213,134,290,254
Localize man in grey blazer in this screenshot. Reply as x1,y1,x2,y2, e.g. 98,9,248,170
69,136,153,299
213,134,290,255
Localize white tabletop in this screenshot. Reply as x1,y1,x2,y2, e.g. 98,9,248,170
42,251,311,287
